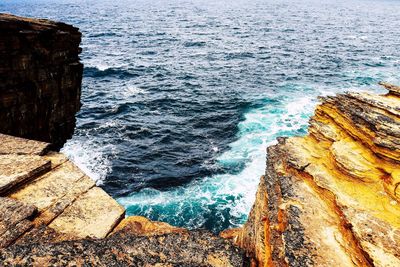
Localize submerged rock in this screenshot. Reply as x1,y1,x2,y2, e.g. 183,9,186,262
228,83,400,266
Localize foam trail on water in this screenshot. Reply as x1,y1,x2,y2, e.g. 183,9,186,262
117,86,320,232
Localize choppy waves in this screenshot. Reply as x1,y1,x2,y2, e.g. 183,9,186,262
5,0,400,232
118,89,319,231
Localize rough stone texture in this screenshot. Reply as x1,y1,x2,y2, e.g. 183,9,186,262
10,161,90,211
0,197,37,248
0,13,82,149
112,216,188,236
0,134,50,155
0,154,50,195
48,187,125,239
0,230,248,267
231,83,400,266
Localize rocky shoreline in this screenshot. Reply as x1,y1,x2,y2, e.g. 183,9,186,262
225,82,400,266
1,13,399,266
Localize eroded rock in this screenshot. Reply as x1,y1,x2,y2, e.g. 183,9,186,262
0,13,82,149
232,83,400,266
0,230,248,267
0,154,50,195
111,216,188,236
0,197,37,248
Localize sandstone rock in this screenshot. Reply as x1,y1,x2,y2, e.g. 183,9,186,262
10,161,90,211
0,197,37,248
0,134,50,155
0,13,82,149
112,216,188,236
234,84,400,266
48,187,125,239
42,151,69,169
0,154,50,195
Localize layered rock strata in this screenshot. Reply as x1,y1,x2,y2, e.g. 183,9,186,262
228,83,400,266
0,13,82,149
0,14,248,266
0,133,247,266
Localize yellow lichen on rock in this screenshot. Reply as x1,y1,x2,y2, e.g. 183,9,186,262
234,83,400,266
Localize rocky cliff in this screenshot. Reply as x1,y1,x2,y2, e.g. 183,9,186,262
0,13,82,149
0,14,248,266
0,133,248,266
2,13,400,267
226,82,400,266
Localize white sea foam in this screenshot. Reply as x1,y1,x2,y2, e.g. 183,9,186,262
117,90,318,230
122,85,146,98
61,138,114,185
87,61,111,71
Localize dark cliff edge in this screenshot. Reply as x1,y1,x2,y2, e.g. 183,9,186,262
0,14,249,266
0,13,83,150
2,13,399,267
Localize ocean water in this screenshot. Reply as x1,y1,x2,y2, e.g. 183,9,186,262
2,0,400,233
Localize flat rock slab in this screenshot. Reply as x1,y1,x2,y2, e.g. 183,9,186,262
49,187,125,239
0,197,37,248
32,175,95,227
10,161,88,211
0,155,50,195
43,152,69,169
0,134,50,156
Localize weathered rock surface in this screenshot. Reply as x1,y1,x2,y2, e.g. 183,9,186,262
112,215,188,236
0,13,82,149
1,230,248,267
228,83,400,266
0,14,248,266
0,134,50,155
0,197,37,248
0,134,125,246
0,133,247,266
0,154,50,195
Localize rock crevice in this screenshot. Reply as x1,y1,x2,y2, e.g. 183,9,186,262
229,83,400,267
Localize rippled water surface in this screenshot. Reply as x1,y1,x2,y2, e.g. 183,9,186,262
3,0,400,232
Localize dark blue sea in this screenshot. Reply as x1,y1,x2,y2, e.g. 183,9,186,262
2,0,400,233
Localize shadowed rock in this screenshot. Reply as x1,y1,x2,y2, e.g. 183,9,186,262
0,13,82,149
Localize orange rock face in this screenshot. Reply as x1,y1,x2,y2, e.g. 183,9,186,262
111,216,188,236
234,83,400,266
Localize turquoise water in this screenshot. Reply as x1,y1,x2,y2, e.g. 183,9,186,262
3,0,400,232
